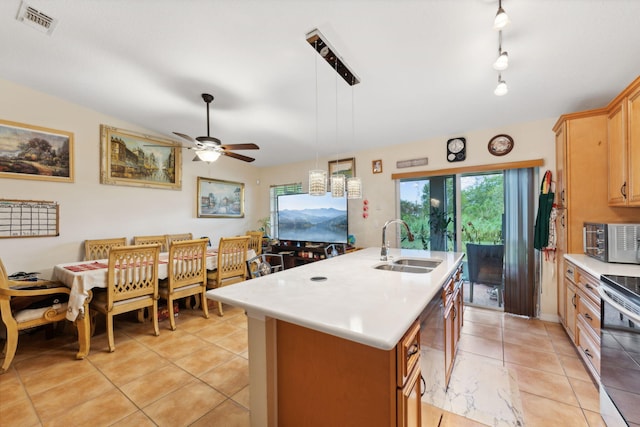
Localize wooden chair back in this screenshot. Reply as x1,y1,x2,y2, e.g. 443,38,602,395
0,259,70,373
90,244,161,351
133,235,168,252
84,237,127,261
166,233,193,248
246,231,263,255
207,235,250,316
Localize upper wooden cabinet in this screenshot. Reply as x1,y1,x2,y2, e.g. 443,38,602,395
607,77,640,206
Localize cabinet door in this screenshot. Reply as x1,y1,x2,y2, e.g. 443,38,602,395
628,84,640,205
555,124,567,208
443,303,454,386
608,102,628,205
565,281,577,342
397,365,422,427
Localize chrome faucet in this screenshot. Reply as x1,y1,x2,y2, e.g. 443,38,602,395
381,219,415,261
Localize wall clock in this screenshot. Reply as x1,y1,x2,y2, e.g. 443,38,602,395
488,134,514,156
446,137,466,162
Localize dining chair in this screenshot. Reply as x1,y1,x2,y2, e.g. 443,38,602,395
246,230,263,255
166,233,193,248
158,238,209,330
84,237,127,261
324,243,344,259
466,243,505,307
0,259,70,374
133,235,168,252
90,244,161,352
207,236,250,316
246,253,285,279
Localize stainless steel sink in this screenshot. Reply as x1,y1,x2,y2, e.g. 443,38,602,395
392,258,442,269
373,263,434,273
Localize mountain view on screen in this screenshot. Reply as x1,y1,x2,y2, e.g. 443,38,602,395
277,193,348,244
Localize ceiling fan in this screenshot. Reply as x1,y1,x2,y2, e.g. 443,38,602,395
173,93,259,163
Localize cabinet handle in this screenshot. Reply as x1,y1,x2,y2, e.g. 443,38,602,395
561,214,565,227
407,343,419,359
561,189,565,204
585,283,593,290
621,182,627,199
453,305,457,320
420,375,426,397
583,348,593,359
572,294,576,308
584,313,592,321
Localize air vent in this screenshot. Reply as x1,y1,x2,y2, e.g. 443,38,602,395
16,1,58,35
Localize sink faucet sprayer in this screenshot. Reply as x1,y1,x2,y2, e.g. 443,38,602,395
380,219,414,261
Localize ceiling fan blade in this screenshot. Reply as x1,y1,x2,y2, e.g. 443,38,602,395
223,151,255,163
196,136,221,144
173,132,195,143
220,143,260,151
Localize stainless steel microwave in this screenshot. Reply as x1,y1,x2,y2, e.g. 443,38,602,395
583,222,640,264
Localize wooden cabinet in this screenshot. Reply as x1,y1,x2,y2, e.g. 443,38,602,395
442,264,463,387
607,77,640,206
565,278,577,341
270,242,347,268
276,318,421,426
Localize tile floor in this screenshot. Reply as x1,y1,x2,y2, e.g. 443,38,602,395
0,304,604,427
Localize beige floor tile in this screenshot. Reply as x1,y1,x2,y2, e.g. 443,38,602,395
583,409,606,427
13,348,83,379
95,349,169,386
463,308,503,327
507,362,579,406
0,397,40,427
216,329,249,354
143,379,227,426
441,411,490,427
503,315,549,336
108,410,157,427
569,377,600,412
552,336,581,358
190,399,251,427
421,402,444,427
456,349,505,367
503,329,555,353
0,369,29,407
520,391,589,427
20,357,99,395
223,313,249,330
173,343,237,377
503,342,564,375
193,320,243,343
86,335,149,366
119,364,195,408
44,388,138,427
460,319,503,341
232,385,251,409
457,334,503,360
143,330,210,360
559,355,592,382
199,355,249,396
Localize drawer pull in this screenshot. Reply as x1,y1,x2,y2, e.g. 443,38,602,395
420,375,426,397
583,348,593,359
584,313,592,321
571,294,577,308
585,283,593,290
407,343,419,359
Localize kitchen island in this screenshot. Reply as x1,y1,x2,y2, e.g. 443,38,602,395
206,247,464,426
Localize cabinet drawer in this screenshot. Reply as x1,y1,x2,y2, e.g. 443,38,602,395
577,289,601,335
397,320,420,388
577,316,600,376
441,276,455,304
577,268,600,307
565,261,576,284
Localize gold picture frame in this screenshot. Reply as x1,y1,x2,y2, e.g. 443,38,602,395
100,125,181,190
372,159,383,174
0,119,74,182
197,177,245,218
328,157,355,179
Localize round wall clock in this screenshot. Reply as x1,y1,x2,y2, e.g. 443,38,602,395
446,137,466,162
488,134,514,156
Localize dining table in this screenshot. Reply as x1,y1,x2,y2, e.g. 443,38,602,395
51,248,254,359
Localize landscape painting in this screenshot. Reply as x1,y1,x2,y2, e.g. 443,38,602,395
100,125,181,190
197,177,244,218
0,119,74,182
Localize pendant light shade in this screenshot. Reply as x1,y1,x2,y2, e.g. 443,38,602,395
331,174,345,197
493,51,509,71
347,176,362,199
195,150,221,162
493,3,509,30
494,75,508,96
309,169,327,196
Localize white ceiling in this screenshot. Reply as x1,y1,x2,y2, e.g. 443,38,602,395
1,0,639,167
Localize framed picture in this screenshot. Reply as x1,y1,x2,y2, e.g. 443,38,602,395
197,177,245,218
328,157,356,179
0,119,74,182
372,159,383,174
100,125,181,190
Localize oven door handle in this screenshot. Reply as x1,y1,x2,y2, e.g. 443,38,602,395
598,286,640,324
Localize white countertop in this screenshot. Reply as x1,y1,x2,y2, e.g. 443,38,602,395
206,247,464,350
564,254,640,278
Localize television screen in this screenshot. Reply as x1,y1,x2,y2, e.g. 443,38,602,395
277,192,348,244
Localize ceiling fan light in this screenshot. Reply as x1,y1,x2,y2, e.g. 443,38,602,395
331,174,345,198
493,51,509,70
493,7,510,30
195,150,221,162
346,176,362,199
309,169,327,196
494,78,508,96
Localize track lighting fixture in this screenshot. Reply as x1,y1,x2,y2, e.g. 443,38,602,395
494,74,508,96
493,31,509,71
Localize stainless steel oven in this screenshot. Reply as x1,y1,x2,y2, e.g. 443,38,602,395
599,274,640,427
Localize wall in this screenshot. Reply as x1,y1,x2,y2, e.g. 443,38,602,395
1,77,560,321
0,78,261,277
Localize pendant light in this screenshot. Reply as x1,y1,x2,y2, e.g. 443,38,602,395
493,0,510,30
330,58,345,198
493,30,509,71
346,78,362,199
309,40,327,196
494,74,508,96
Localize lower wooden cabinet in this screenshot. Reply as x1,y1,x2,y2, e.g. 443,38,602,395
397,360,422,427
